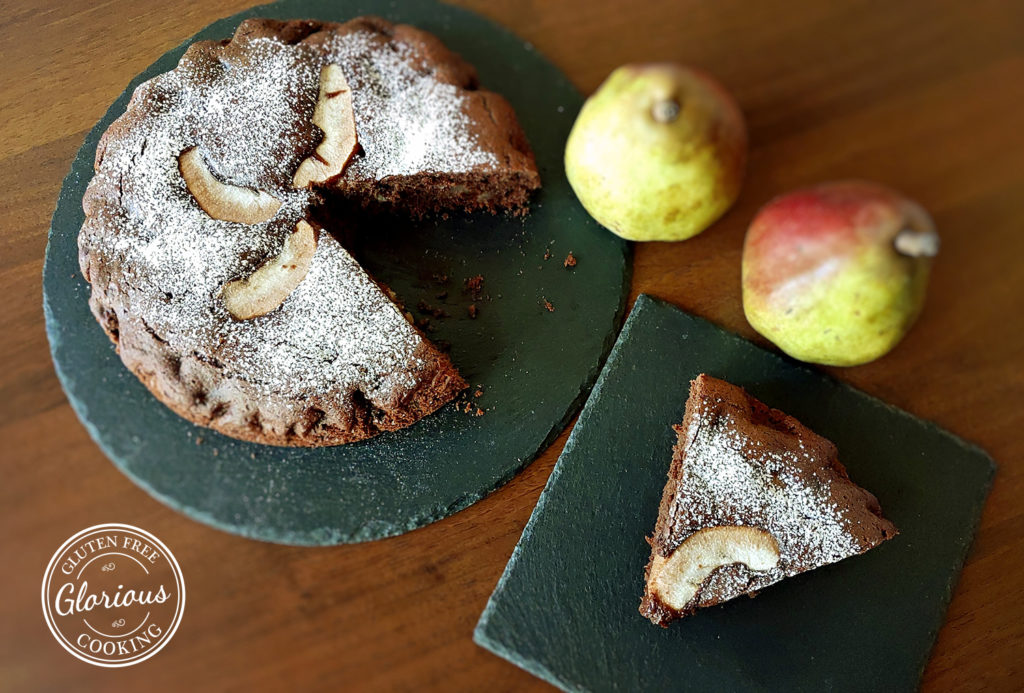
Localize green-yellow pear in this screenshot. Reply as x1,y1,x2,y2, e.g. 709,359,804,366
564,63,747,242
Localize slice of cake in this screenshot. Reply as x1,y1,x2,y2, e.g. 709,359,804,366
640,374,897,626
78,17,540,447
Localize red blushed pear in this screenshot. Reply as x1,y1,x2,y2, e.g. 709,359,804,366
742,181,938,366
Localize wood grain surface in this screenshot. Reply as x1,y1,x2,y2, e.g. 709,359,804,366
2,0,1022,690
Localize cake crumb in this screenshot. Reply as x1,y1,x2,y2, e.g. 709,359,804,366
543,248,552,260
542,298,555,312
416,301,448,319
465,274,483,291
195,436,204,446
468,304,478,319
474,388,483,398
464,274,484,300
564,252,577,268
455,396,487,417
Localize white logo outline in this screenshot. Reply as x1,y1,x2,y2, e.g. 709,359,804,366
41,523,186,667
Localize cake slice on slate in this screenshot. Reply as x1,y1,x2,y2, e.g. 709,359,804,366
640,374,897,626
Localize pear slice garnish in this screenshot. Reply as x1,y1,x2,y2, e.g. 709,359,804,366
292,64,359,189
178,147,282,224
222,220,318,320
648,526,780,610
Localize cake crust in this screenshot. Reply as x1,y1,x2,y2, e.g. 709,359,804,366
78,17,539,446
640,375,897,625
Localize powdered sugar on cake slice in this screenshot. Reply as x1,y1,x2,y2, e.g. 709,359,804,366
662,405,863,592
641,375,897,624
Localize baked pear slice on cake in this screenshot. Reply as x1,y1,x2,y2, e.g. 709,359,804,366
640,374,897,626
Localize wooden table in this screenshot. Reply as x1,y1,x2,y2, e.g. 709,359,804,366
3,0,1022,689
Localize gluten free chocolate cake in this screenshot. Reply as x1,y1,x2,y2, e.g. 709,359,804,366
640,375,897,626
78,17,540,447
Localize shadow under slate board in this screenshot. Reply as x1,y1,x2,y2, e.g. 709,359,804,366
475,294,995,693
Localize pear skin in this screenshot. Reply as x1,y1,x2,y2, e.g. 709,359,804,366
565,63,746,241
742,181,938,366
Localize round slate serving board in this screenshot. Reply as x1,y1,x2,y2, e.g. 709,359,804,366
43,0,630,545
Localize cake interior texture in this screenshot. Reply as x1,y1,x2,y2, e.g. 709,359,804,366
640,374,897,626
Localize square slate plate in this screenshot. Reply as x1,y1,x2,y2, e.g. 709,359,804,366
475,294,995,692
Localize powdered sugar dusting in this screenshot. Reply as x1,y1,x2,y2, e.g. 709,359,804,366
326,31,498,177
663,401,863,604
79,25,502,400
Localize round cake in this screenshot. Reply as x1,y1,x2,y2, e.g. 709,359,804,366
78,17,540,446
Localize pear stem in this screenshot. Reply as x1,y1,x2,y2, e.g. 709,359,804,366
651,99,680,123
894,228,940,258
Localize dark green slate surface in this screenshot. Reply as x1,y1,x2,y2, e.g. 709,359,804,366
475,294,995,692
41,0,630,545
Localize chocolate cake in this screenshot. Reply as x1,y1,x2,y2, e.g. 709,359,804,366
78,17,540,447
640,375,897,626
